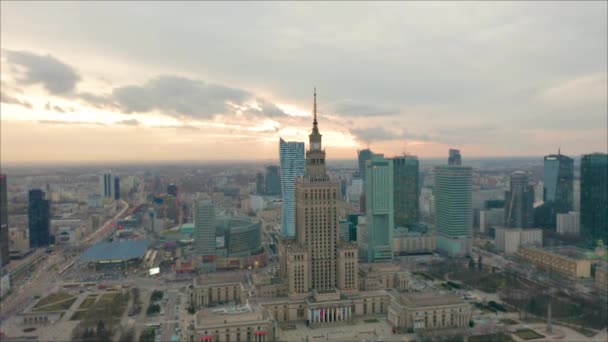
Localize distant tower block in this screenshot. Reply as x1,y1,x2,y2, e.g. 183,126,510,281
546,300,552,334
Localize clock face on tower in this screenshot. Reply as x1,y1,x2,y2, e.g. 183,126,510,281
312,143,320,150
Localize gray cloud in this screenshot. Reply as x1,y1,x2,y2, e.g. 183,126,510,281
44,101,73,113
38,120,105,126
333,100,401,117
117,119,140,126
3,49,81,94
350,126,404,143
1,2,606,155
152,124,199,131
0,90,33,108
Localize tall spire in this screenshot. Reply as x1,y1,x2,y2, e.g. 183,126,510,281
313,86,317,126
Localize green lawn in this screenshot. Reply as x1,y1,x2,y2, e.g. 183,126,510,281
32,297,77,312
469,333,513,342
513,329,545,340
33,292,74,309
78,296,98,310
364,319,379,323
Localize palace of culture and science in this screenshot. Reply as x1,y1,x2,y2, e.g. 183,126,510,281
278,89,360,316
188,91,472,340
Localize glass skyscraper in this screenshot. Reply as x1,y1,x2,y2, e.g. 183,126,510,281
392,155,419,228
505,171,535,228
365,154,394,262
279,138,305,238
265,165,282,195
194,195,216,272
28,189,50,248
0,174,9,266
580,153,608,243
540,152,574,228
448,149,462,166
358,148,373,183
434,165,472,256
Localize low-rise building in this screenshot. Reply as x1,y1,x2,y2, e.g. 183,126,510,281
556,211,580,236
359,263,409,291
194,303,277,342
479,208,504,234
518,246,592,278
9,227,29,252
189,275,245,308
495,227,542,254
387,290,471,332
595,263,608,289
393,229,436,255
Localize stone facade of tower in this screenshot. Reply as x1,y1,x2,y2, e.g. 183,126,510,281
281,90,359,297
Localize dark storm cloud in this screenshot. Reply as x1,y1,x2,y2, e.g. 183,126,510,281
3,49,81,94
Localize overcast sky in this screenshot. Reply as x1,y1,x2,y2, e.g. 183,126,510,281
1,1,606,163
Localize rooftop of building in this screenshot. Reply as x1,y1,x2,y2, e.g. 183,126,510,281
80,239,149,262
393,290,466,307
196,303,270,327
521,246,592,260
193,272,246,287
359,263,401,274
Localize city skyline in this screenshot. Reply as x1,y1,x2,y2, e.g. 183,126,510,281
1,1,607,163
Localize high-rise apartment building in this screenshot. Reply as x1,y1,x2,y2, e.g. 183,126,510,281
256,173,265,195
580,153,608,243
365,154,394,262
265,165,281,196
358,148,373,183
391,155,419,228
434,165,472,256
194,195,216,272
539,151,574,228
280,90,358,297
167,184,178,197
505,171,535,228
28,189,50,248
114,176,120,200
99,173,114,199
279,138,305,238
448,149,462,166
0,174,9,266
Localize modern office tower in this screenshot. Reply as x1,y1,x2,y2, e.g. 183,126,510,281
392,155,419,228
281,89,359,296
28,189,50,248
279,138,305,238
99,173,114,199
194,195,216,272
505,171,535,228
580,153,608,243
365,154,394,262
167,183,178,197
265,165,282,196
114,176,120,200
434,165,473,256
0,174,9,266
256,173,265,195
358,148,373,183
540,151,574,228
448,149,462,166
